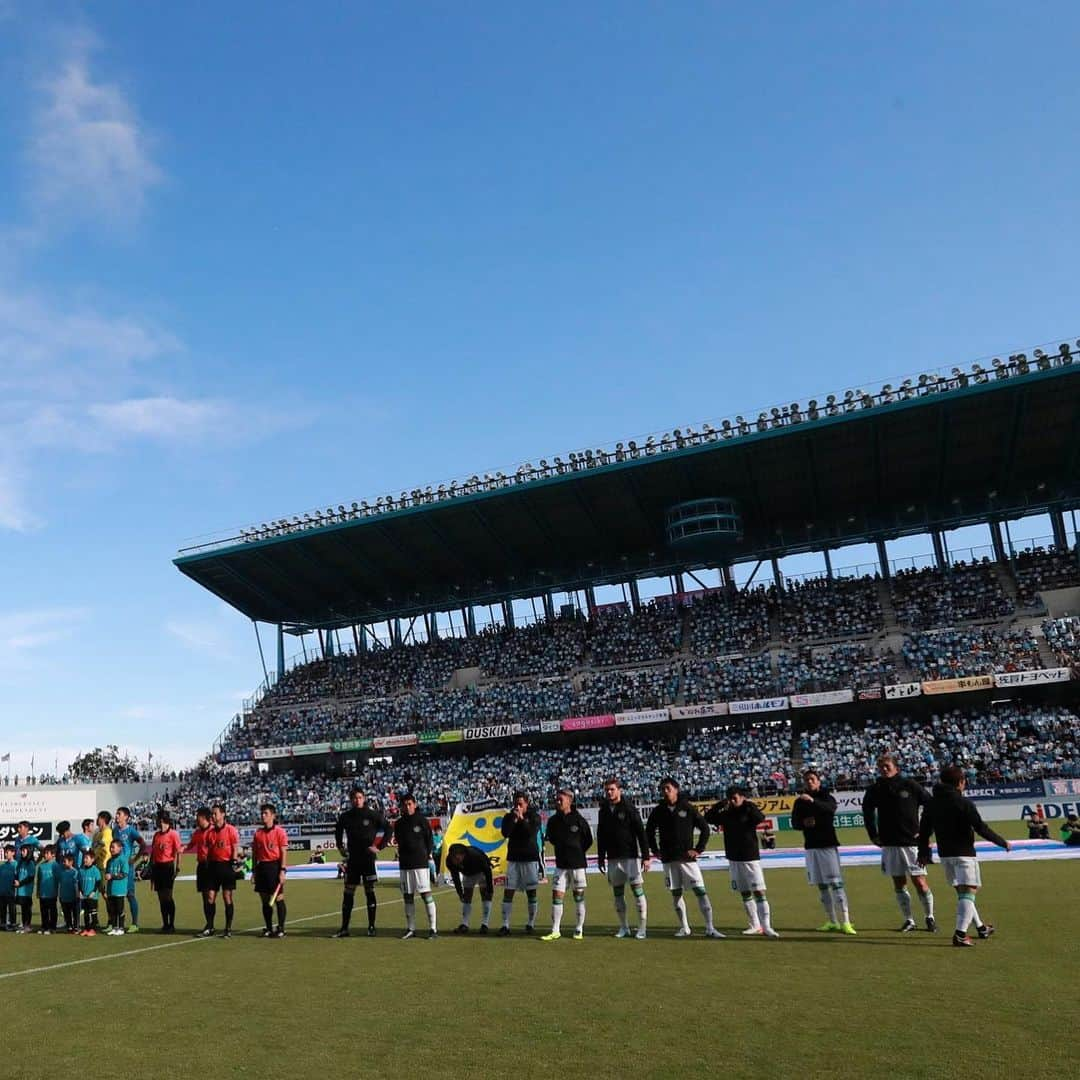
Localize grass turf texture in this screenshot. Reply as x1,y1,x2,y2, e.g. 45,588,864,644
1,840,1073,1079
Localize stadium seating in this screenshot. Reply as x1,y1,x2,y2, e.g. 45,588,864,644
890,560,1013,628
776,575,883,641
1014,545,1080,608
901,628,1041,680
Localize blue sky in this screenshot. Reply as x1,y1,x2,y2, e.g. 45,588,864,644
1,2,1078,775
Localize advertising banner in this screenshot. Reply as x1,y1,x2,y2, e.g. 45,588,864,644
614,708,670,727
884,682,921,700
372,733,418,749
789,689,854,709
669,702,730,720
216,748,253,764
964,781,1045,801
292,742,332,756
751,794,798,815
462,723,522,742
562,714,616,732
0,822,53,843
729,697,788,714
540,719,562,733
519,718,542,734
994,668,1071,687
921,675,995,695
252,746,292,760
0,790,94,830
418,729,464,745
1045,778,1080,796
331,738,373,752
833,791,866,812
857,686,883,701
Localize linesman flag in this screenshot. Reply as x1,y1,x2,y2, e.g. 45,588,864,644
441,801,510,885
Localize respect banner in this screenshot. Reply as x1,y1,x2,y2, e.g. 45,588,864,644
441,802,512,884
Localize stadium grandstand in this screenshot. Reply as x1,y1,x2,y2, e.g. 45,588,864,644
164,345,1080,827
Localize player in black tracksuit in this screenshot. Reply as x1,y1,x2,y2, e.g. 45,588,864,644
394,795,436,939
597,779,650,937
333,788,392,937
862,755,936,931
706,790,778,937
917,765,1010,946
445,843,495,934
499,793,544,934
541,790,593,940
645,778,723,937
791,770,853,931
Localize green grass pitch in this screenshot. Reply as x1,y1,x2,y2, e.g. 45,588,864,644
1,823,1074,1079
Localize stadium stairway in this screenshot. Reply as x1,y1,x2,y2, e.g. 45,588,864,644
876,578,899,630
994,561,1023,611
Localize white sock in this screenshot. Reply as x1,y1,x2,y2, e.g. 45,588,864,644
673,894,690,931
574,898,586,932
743,898,760,930
755,897,772,932
481,900,492,926
501,901,512,929
635,891,647,929
527,898,538,927
895,889,913,920
695,891,714,932
613,894,628,929
956,895,976,934
423,896,437,932
405,899,416,931
551,900,564,933
818,888,835,922
461,901,472,925
917,888,935,919
832,886,850,924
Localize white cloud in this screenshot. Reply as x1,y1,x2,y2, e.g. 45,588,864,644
88,396,232,441
0,607,88,656
165,615,238,659
0,460,40,532
27,34,162,226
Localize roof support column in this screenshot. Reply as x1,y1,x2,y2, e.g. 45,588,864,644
502,600,515,629
584,586,597,616
823,548,834,580
931,530,947,571
674,572,685,597
1051,507,1068,551
276,624,285,683
990,521,1007,564
876,540,890,580
771,558,783,592
463,606,476,637
627,579,641,614
542,593,555,621
357,625,369,653
392,619,402,647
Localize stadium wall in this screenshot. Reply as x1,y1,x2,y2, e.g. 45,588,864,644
0,782,171,842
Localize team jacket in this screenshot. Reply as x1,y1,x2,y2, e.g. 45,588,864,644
501,807,543,864
57,867,79,904
862,775,930,846
645,799,710,863
445,844,494,897
36,861,59,900
393,811,434,871
596,798,649,861
335,807,391,855
917,784,1008,859
544,809,593,869
705,801,764,862
790,791,840,849
77,865,102,900
0,860,15,897
15,857,37,898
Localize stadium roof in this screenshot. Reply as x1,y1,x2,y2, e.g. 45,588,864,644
176,361,1080,630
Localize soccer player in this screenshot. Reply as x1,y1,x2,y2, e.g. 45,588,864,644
35,845,59,934
55,822,78,867
252,803,288,938
77,849,103,935
333,787,391,938
73,819,94,865
13,842,37,931
791,770,855,934
0,844,16,930
92,811,113,897
445,843,494,934
104,839,129,935
917,764,1010,947
57,852,79,932
645,777,724,938
13,821,40,862
541,788,593,942
706,788,779,938
394,794,437,939
863,754,937,932
149,810,183,933
596,776,650,939
499,791,544,935
203,803,240,938
112,807,148,933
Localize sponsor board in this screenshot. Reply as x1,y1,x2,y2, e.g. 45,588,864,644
752,794,798,814
292,742,332,756
834,812,866,829
857,686,883,701
372,733,418,749
669,702,729,720
299,823,337,836
216,748,253,764
884,682,921,700
1045,778,1080,796
965,781,1045,801
519,718,543,734
0,821,53,843
0,789,94,827
252,746,292,760
832,791,866,812
540,719,562,733
332,738,373,752
994,667,1071,687
614,708,670,727
463,723,522,741
921,675,995,695
729,696,788,714
418,730,465,745
562,714,616,732
789,689,854,709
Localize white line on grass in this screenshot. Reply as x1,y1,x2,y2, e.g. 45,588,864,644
0,887,453,982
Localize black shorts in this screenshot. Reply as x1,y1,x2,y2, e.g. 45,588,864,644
345,851,378,887
253,862,284,896
150,863,176,891
206,862,236,892
196,863,211,893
